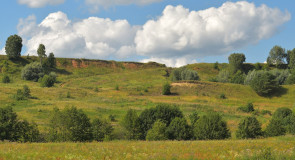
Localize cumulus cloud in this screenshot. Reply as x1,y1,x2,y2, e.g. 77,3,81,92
18,11,138,59
18,0,65,8
0,48,5,55
141,56,197,67
135,1,291,62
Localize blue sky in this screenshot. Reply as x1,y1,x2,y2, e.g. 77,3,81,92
0,0,293,66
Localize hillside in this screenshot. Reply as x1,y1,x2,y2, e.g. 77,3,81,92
0,55,294,136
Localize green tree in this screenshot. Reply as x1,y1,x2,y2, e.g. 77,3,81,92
92,118,113,141
162,83,171,95
230,70,246,84
146,120,167,141
267,45,286,68
166,117,192,140
40,72,56,87
217,69,230,83
265,119,286,137
189,111,200,126
236,117,263,139
21,62,44,81
5,35,22,59
250,72,279,96
23,85,31,98
228,53,246,74
44,53,56,68
288,48,295,69
37,44,47,65
121,109,140,140
48,107,92,142
193,112,230,140
171,67,199,81
2,75,10,83
286,69,295,84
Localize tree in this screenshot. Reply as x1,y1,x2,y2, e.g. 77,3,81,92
193,112,230,140
265,119,286,137
250,72,279,96
217,69,230,83
92,118,113,141
236,117,263,139
48,107,92,142
162,83,171,95
267,45,286,68
40,72,57,87
171,67,199,81
189,111,200,126
44,53,56,68
286,69,295,84
2,75,10,83
5,35,22,59
21,62,44,81
121,109,140,140
288,48,295,69
146,120,167,141
37,44,47,65
23,85,31,98
228,53,246,74
166,117,192,140
230,70,246,84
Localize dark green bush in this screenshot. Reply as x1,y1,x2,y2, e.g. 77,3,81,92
193,112,231,140
250,72,279,96
228,53,246,73
23,85,31,98
265,119,286,137
171,67,199,81
272,107,292,126
146,120,167,141
121,109,140,140
21,62,44,81
2,75,10,83
230,70,246,84
238,103,255,113
166,117,192,140
189,111,199,126
40,72,57,87
219,93,226,99
236,117,263,139
162,83,171,95
92,118,113,141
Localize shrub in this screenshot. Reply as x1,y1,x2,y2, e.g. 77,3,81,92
213,61,219,70
121,109,140,140
23,85,31,98
272,107,292,126
228,53,246,73
244,70,264,85
162,83,171,95
92,118,113,141
230,70,246,84
146,120,167,141
286,69,295,84
2,75,10,83
171,67,199,81
43,53,56,68
137,104,183,140
13,89,25,101
21,62,44,81
189,111,199,126
166,117,192,140
48,107,92,142
254,63,262,70
5,35,22,59
269,69,289,85
250,72,279,96
238,103,255,113
265,119,286,137
236,117,263,139
217,69,230,83
115,84,119,91
40,72,57,87
260,110,272,116
219,93,226,99
193,112,230,140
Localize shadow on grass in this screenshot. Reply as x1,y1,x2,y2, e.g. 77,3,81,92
266,86,288,98
47,68,72,75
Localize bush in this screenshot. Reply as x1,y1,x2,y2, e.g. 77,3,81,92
146,120,167,141
219,93,226,99
5,35,22,59
121,109,140,140
193,112,230,140
13,89,25,101
228,53,246,73
236,117,263,139
189,111,199,126
23,85,31,98
260,110,272,116
166,117,192,140
2,75,10,83
137,104,183,140
244,70,264,85
40,72,57,87
162,83,171,95
250,72,279,96
286,69,295,84
238,103,255,113
171,67,199,81
230,70,246,84
48,107,92,142
21,62,44,81
217,69,230,83
265,119,286,137
43,53,56,68
269,69,289,85
92,118,113,141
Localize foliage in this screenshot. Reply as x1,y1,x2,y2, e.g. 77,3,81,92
92,118,113,141
269,69,289,85
213,61,219,70
217,69,230,83
121,109,140,140
37,44,47,65
171,67,199,81
2,74,10,83
137,104,183,140
13,89,26,101
250,72,279,96
5,34,22,59
286,69,295,84
146,120,167,141
244,70,264,85
272,107,292,127
288,48,295,69
228,53,246,73
22,85,31,98
254,63,262,70
189,111,199,126
265,119,286,137
40,72,57,87
219,93,226,99
162,83,171,95
166,117,192,140
48,107,92,142
43,53,56,68
21,62,44,81
236,116,263,139
238,103,255,113
230,70,246,84
193,112,230,140
267,45,286,68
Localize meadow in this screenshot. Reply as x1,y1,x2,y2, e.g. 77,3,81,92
1,55,295,159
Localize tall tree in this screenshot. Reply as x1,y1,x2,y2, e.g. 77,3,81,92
288,48,295,69
228,53,246,74
37,44,47,65
5,35,23,59
267,45,286,68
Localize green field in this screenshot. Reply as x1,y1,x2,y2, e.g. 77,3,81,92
1,55,295,159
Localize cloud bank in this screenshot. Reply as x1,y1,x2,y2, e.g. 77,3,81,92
18,0,65,8
17,1,291,67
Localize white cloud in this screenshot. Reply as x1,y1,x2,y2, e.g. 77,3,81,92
141,56,197,67
18,11,138,59
135,2,291,61
18,0,65,8
0,48,5,55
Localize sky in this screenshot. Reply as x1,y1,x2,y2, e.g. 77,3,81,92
0,0,294,67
